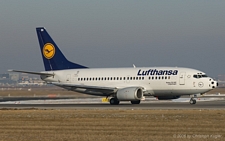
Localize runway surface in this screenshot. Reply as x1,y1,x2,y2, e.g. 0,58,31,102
0,98,224,109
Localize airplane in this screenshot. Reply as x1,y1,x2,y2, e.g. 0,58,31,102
9,27,218,105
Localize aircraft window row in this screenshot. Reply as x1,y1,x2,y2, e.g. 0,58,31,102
148,76,170,80
78,77,145,81
77,76,171,81
193,74,208,79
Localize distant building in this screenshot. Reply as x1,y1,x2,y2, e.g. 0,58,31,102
0,74,9,79
0,73,17,84
9,73,19,81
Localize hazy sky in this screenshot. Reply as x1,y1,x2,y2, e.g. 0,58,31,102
0,1,224,77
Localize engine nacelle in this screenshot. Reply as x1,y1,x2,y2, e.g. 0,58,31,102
117,87,143,101
156,96,180,100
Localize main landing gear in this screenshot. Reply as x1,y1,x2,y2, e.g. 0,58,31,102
189,98,196,105
131,100,141,104
109,98,120,105
109,98,141,105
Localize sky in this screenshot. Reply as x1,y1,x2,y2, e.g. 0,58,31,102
0,0,224,77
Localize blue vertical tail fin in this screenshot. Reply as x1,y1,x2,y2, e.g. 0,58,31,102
36,27,87,71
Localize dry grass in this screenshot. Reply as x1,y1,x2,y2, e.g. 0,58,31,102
0,109,224,141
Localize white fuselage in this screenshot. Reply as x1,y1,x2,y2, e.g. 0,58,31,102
41,67,217,97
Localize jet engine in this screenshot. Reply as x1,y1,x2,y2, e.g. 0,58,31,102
116,87,143,101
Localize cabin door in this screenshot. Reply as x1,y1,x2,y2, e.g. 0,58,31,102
179,72,185,85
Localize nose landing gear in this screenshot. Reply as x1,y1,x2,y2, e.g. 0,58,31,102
189,98,196,105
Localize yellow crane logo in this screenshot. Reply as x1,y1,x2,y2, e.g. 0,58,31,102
43,43,55,59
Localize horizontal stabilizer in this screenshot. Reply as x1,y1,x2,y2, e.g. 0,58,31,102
8,69,54,76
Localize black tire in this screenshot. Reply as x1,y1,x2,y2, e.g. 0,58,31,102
193,99,196,104
131,100,141,104
110,98,120,105
189,99,196,105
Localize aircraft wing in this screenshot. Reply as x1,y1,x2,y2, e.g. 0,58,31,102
52,82,117,96
8,70,54,76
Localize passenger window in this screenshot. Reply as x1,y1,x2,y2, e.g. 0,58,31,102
165,76,167,79
130,77,132,80
142,77,144,80
158,77,160,80
110,77,113,80
87,78,89,81
81,78,83,81
120,77,122,80
155,77,157,80
84,78,86,81
127,77,129,80
168,76,170,79
149,77,151,80
136,77,138,80
124,77,126,80
162,76,164,79
152,77,154,80
78,78,80,81
139,77,141,80
105,77,107,80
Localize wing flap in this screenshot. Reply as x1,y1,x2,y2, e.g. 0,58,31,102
52,82,117,95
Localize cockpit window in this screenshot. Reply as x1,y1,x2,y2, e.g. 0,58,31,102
193,75,198,78
193,74,208,79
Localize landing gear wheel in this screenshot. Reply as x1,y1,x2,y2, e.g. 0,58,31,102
189,98,196,105
110,98,120,105
131,100,141,104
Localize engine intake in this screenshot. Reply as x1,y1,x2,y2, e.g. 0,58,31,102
117,87,143,101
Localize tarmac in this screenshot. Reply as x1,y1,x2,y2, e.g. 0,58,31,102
0,97,224,109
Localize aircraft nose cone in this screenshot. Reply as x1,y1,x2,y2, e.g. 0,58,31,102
210,78,218,89
212,81,218,89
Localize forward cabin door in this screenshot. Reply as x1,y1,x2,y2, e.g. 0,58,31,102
179,72,185,85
